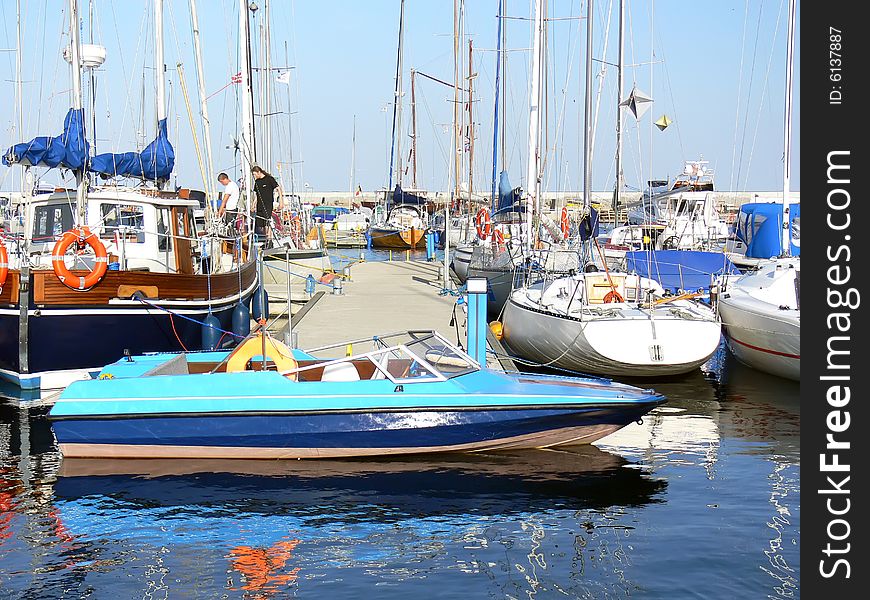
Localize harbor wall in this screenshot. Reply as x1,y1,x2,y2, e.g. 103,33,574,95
290,190,800,212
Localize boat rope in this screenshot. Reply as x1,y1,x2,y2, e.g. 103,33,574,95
133,295,245,343
485,347,610,382
169,311,189,352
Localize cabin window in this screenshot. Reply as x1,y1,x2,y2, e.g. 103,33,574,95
157,208,173,251
100,204,145,242
32,204,73,243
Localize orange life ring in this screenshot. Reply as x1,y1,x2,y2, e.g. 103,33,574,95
51,227,109,291
0,241,8,289
603,290,624,303
492,229,506,250
560,207,570,237
475,208,492,239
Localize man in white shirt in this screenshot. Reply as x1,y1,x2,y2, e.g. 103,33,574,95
217,172,242,232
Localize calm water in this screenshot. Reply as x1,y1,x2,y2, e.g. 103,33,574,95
0,345,799,599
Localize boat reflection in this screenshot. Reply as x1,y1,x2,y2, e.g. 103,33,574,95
56,446,666,519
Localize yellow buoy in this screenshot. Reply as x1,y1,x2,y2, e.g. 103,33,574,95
489,321,504,341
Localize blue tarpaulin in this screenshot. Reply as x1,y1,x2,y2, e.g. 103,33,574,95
2,108,88,170
90,118,175,181
734,202,800,258
624,250,738,293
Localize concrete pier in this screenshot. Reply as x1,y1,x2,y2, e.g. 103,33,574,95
271,259,468,360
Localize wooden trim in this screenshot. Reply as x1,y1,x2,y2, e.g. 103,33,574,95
30,259,256,306
0,271,20,305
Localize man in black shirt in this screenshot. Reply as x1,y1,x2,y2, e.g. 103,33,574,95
251,165,282,241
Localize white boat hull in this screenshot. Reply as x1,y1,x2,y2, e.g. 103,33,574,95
502,295,722,377
717,259,800,381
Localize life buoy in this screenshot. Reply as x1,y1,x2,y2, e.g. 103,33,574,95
603,290,624,303
51,227,108,291
0,241,8,289
492,229,506,251
226,333,298,379
475,208,492,239
560,207,570,237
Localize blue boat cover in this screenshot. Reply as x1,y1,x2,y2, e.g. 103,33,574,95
391,185,427,207
734,202,800,258
496,170,522,212
579,207,599,240
624,250,738,293
2,108,89,170
90,118,175,181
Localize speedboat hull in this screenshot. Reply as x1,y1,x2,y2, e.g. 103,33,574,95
52,402,656,459
49,333,665,459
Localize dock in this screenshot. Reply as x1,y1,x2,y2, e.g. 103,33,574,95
267,259,472,360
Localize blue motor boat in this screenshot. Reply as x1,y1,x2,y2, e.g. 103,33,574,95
48,329,664,459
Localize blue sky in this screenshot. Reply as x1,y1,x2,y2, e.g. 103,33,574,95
1,0,799,195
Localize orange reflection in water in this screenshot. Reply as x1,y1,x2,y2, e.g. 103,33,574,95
229,539,301,596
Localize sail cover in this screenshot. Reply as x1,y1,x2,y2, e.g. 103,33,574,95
90,118,175,181
734,202,801,258
2,108,88,170
391,185,427,206
495,170,522,213
625,250,739,293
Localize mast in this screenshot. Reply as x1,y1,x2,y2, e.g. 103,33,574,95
283,41,296,196
467,38,475,211
154,0,166,124
613,0,625,225
781,0,795,256
410,69,418,189
69,0,86,223
350,114,356,194
387,0,406,197
189,0,217,210
154,0,167,190
583,0,594,214
239,0,256,209
490,0,503,213
525,0,544,252
263,0,272,169
452,0,461,210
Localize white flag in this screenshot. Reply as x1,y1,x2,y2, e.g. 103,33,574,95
276,70,291,85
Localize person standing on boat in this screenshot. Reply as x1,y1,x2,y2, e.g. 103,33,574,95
251,165,282,242
217,172,242,234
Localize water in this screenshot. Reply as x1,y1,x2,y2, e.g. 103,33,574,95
0,346,799,598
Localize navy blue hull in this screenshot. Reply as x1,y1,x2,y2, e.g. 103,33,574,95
0,298,249,386
52,404,654,455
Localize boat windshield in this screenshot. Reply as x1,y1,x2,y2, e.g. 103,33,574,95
289,331,478,383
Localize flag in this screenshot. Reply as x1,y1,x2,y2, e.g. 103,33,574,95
355,185,362,196
276,70,291,85
230,72,242,84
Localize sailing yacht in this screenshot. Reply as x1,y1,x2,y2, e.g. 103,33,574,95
500,0,722,378
0,0,257,390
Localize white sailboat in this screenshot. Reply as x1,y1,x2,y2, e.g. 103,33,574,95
716,0,799,381
501,0,722,378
